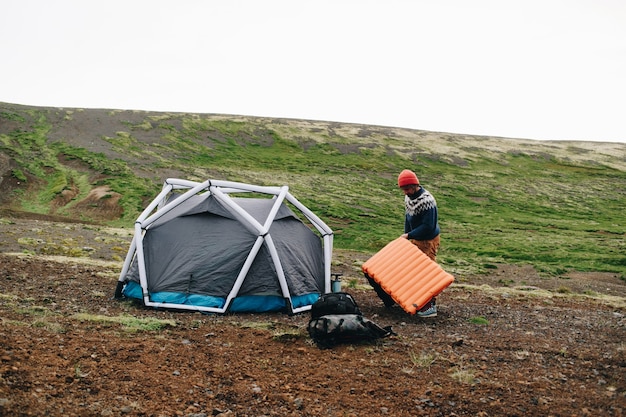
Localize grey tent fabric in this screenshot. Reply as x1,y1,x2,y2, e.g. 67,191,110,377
117,179,333,314
136,197,324,297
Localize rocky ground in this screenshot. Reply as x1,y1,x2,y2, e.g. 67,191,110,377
0,215,625,416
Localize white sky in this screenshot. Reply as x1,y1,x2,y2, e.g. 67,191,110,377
2,0,625,143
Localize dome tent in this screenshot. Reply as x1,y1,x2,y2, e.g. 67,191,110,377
115,178,333,314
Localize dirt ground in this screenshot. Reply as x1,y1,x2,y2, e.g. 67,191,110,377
0,215,625,417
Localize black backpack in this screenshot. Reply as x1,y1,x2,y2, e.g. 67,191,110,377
307,292,394,348
310,292,362,318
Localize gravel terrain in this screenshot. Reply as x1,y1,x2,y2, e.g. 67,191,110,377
0,215,624,416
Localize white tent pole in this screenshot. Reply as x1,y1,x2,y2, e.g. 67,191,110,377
119,181,176,282
141,300,226,314
284,193,333,236
212,185,293,312
117,234,137,281
133,221,151,304
260,186,293,304
140,180,211,227
263,234,291,298
136,183,174,224
209,179,282,195
214,185,294,310
210,186,264,234
283,192,334,294
164,178,201,189
156,179,198,210
121,181,173,292
323,233,333,293
223,235,266,306
291,305,313,314
262,185,289,230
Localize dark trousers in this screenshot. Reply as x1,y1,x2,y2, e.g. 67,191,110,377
365,273,396,307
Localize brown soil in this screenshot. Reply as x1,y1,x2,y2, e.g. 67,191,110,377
0,215,625,417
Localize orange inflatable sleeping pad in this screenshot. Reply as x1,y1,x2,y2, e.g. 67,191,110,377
362,238,454,314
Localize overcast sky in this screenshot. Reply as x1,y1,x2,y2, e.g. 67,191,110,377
2,0,625,143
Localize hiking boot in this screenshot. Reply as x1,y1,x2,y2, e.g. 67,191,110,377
416,300,437,318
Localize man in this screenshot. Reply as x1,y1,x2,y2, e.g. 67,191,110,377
398,169,440,317
367,169,441,317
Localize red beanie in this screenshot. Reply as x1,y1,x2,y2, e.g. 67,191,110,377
398,169,419,187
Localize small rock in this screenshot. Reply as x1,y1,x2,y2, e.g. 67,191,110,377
294,398,303,409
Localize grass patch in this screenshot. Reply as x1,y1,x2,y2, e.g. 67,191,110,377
347,278,359,289
468,316,489,325
449,368,477,385
272,327,307,342
0,293,19,301
238,321,276,330
73,313,176,331
236,320,304,342
0,318,28,327
32,318,65,333
409,351,438,370
16,305,50,316
2,104,625,277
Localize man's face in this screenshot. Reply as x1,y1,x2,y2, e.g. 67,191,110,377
400,185,418,196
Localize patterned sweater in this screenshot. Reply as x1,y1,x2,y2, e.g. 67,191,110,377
404,187,440,241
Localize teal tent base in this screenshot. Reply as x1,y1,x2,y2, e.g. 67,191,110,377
122,281,320,313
